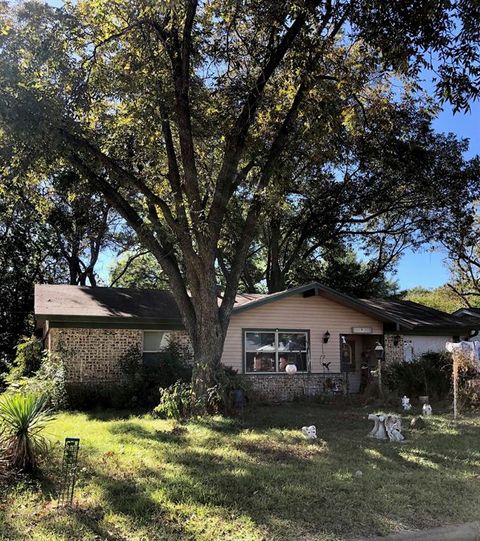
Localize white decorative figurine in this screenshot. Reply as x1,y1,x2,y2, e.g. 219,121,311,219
368,413,404,442
367,414,388,440
385,415,405,442
422,403,432,416
401,396,412,411
302,425,317,440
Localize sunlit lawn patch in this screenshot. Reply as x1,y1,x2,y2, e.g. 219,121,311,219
1,403,479,540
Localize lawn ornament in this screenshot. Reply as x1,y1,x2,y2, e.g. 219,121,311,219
401,396,412,411
368,414,404,442
385,415,405,442
367,414,387,440
422,403,432,416
302,425,317,440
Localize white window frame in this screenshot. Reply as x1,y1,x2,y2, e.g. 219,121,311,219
244,329,309,374
142,330,170,353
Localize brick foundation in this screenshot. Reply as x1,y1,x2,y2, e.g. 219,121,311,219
244,373,337,402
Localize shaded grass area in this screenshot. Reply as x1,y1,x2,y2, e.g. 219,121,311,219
1,403,480,540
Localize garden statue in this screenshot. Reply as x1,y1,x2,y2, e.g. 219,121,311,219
401,396,412,411
367,414,387,440
302,425,317,440
385,415,405,442
368,414,404,442
422,403,432,416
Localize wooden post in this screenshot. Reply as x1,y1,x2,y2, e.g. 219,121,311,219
453,353,459,421
378,358,383,399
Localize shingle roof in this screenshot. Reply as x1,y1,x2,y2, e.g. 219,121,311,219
359,298,473,330
35,284,182,321
34,283,477,332
34,284,266,322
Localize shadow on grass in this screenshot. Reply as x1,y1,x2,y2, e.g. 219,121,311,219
4,404,480,541
109,421,189,444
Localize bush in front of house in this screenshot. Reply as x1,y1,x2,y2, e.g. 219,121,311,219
3,336,67,411
154,366,251,419
118,340,193,408
154,381,195,421
383,351,480,402
65,339,194,410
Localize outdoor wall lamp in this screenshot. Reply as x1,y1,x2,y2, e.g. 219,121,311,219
393,335,401,347
374,341,384,361
323,331,331,344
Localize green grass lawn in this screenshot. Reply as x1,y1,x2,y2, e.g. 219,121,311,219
1,402,480,541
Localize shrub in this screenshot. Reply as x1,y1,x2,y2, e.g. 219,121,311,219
118,341,192,408
154,381,194,421
458,378,480,411
6,351,67,411
154,367,252,419
0,393,53,472
4,336,43,383
383,352,473,400
206,367,252,414
384,351,466,401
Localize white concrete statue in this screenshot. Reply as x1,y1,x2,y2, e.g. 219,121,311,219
385,415,405,442
401,396,412,411
367,414,388,440
368,413,404,442
302,425,317,440
422,403,433,416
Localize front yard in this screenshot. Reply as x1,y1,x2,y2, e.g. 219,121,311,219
1,403,480,541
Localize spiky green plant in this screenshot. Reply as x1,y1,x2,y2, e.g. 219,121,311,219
0,393,53,472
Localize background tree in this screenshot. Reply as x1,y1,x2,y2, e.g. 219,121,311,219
402,285,470,313
42,171,119,286
0,192,59,369
109,251,169,289
1,0,479,395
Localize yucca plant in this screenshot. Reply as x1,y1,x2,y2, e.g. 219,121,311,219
0,393,53,472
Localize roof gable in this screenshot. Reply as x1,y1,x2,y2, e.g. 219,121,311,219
231,282,399,325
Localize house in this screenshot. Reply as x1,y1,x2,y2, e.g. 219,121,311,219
34,282,477,401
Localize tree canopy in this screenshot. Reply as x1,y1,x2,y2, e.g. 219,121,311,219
1,0,479,391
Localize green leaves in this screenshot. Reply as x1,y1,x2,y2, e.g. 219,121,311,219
0,392,54,472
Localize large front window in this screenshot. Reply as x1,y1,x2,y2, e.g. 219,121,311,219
244,330,309,373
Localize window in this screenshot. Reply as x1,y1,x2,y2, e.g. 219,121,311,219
244,330,309,373
143,331,170,367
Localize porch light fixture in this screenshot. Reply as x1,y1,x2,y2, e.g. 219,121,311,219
285,363,297,375
374,342,384,361
323,331,331,344
393,335,401,347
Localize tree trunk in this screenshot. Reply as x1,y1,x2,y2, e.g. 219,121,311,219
266,219,286,293
189,298,227,403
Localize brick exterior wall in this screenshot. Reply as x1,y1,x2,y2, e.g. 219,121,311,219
384,334,404,364
49,327,192,384
244,374,335,402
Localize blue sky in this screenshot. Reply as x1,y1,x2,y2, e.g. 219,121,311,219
393,100,480,290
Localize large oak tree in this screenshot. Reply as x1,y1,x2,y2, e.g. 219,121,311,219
1,0,479,393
